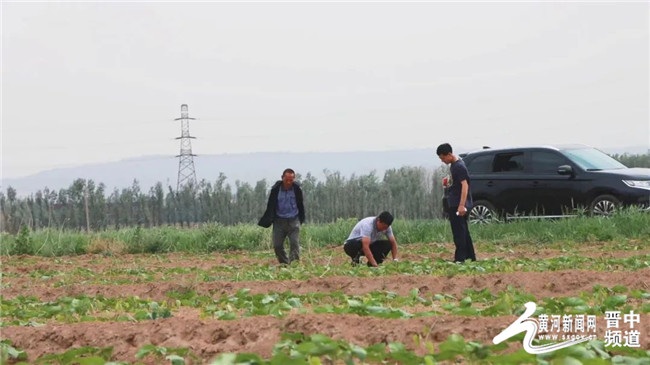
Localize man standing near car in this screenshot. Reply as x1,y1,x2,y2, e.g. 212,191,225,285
258,168,306,264
437,143,477,262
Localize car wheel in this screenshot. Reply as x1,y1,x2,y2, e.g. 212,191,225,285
469,200,499,224
589,194,620,216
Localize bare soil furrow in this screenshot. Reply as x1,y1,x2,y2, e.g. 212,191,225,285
3,313,648,363
3,268,649,301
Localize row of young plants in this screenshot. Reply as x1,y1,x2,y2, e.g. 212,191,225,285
3,285,648,326
4,241,647,282
3,332,650,365
2,210,649,256
173,285,650,320
215,332,650,365
4,234,647,273
4,255,649,289
1,340,195,364
0,295,172,327
3,237,644,273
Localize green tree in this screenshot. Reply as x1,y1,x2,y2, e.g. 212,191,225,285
611,153,650,168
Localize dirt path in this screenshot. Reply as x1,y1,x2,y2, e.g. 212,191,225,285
3,268,649,301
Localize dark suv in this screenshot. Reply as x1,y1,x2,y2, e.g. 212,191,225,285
443,145,650,223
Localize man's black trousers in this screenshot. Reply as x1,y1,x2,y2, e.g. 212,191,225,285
448,206,477,262
344,238,391,265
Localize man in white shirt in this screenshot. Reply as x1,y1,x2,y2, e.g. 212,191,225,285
343,211,399,267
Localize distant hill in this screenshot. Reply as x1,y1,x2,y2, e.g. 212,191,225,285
2,149,442,195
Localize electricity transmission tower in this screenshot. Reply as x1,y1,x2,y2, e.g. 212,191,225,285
175,104,197,191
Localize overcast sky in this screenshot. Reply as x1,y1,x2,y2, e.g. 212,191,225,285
2,1,649,179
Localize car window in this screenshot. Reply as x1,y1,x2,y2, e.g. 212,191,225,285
531,151,569,174
466,154,493,174
493,152,525,173
561,148,627,171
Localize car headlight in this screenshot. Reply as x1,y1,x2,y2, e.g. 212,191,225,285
622,180,650,190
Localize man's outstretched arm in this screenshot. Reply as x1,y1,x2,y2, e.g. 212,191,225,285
361,237,378,267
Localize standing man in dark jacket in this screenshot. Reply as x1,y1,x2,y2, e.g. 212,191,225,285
437,143,477,262
258,168,306,264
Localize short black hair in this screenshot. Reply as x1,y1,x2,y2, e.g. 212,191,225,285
282,168,295,177
436,143,453,156
377,211,394,226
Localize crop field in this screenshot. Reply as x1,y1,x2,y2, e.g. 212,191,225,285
1,216,650,364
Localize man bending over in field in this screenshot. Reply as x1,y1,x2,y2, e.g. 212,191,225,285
343,211,399,267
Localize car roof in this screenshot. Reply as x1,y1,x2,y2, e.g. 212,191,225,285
461,144,592,157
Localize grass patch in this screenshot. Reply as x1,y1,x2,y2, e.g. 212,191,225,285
1,210,648,256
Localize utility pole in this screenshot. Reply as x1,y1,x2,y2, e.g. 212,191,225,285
175,104,198,191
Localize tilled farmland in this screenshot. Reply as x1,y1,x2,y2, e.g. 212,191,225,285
1,242,649,364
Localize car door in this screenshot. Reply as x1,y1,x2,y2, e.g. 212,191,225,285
529,149,578,215
465,153,495,202
489,151,534,215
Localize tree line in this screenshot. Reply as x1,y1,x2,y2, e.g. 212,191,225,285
3,153,647,234
610,153,650,168
0,167,447,234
